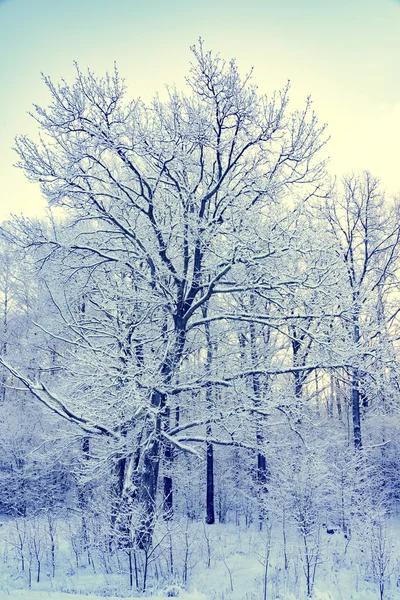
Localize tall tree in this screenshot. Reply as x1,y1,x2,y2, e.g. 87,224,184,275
323,172,400,450
2,42,329,547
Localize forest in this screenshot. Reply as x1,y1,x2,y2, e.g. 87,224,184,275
0,43,400,600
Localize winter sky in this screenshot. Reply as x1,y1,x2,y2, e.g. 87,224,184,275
0,0,399,221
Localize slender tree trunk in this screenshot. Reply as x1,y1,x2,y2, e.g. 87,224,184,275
335,373,343,421
328,372,335,418
77,437,90,556
291,330,309,425
206,433,215,524
292,333,305,401
249,319,269,525
1,288,8,402
163,407,173,520
204,307,215,525
351,367,362,451
352,320,362,451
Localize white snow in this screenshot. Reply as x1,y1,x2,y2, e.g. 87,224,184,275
0,593,206,600
1,517,400,599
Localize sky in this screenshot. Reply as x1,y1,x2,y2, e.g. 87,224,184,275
0,0,399,221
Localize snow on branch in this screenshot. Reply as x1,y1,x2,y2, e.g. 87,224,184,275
0,356,118,439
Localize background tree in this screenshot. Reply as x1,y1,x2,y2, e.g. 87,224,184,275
323,172,400,450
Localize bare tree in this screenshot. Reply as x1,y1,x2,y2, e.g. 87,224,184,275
2,41,329,548
324,172,400,450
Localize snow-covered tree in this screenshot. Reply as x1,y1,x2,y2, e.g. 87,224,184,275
1,41,334,549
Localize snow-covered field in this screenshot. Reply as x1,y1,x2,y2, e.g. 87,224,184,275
0,593,206,600
0,516,400,599
0,593,205,600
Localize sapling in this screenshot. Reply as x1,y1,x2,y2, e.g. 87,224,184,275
203,518,212,568
254,520,273,600
46,511,57,578
9,516,27,573
370,518,393,600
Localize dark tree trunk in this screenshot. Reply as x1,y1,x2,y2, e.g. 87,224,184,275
292,336,307,402
112,455,129,547
204,308,215,525
257,452,267,487
116,455,127,500
206,429,215,524
134,383,172,549
249,321,269,491
352,321,362,451
132,309,186,548
294,371,305,402
163,469,173,519
163,407,173,520
352,368,362,451
135,427,162,550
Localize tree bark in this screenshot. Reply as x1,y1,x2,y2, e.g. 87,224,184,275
204,308,215,525
250,321,268,491
352,320,362,451
163,406,173,520
135,394,164,550
206,433,215,524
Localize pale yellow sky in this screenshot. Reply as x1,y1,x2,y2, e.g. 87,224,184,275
1,0,399,221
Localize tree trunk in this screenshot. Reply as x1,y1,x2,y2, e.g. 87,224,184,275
135,425,162,550
1,288,8,402
163,407,173,520
204,308,215,525
351,367,362,451
77,437,90,555
249,321,269,492
134,386,170,549
352,321,362,451
132,319,186,549
206,427,215,524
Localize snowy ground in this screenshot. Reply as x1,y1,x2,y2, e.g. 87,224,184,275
0,592,206,600
1,516,400,599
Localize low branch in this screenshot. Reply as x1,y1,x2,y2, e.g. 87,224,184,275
161,430,203,459
177,435,255,451
0,357,117,439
